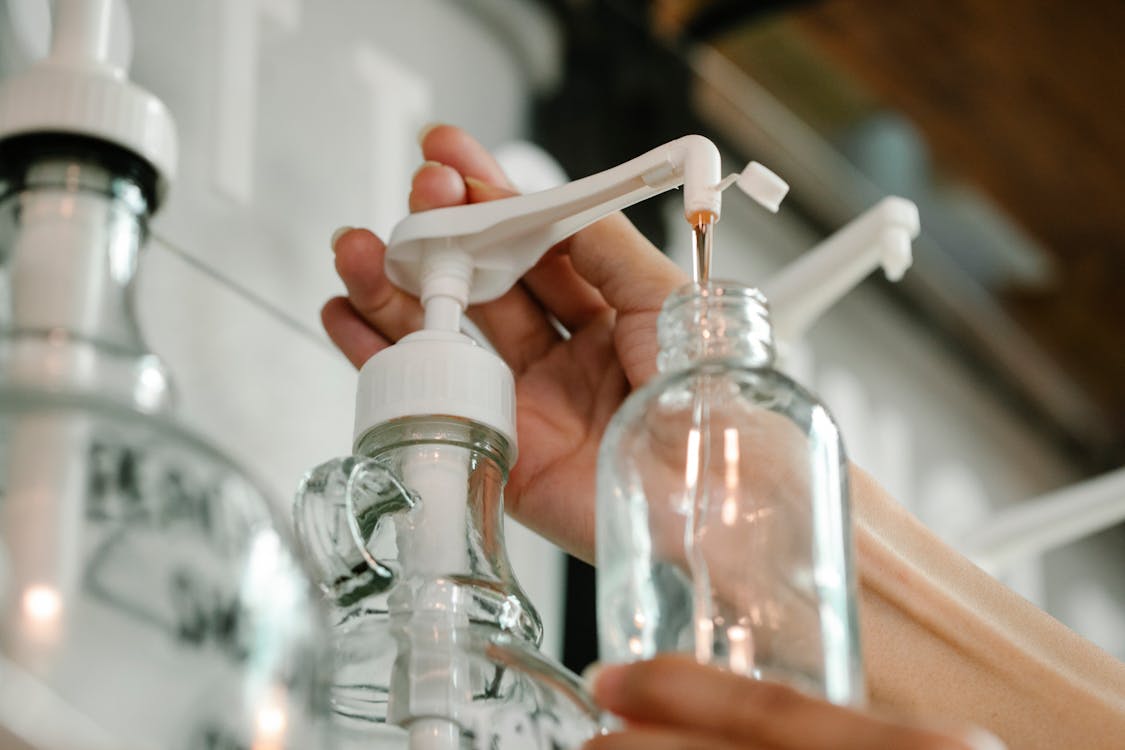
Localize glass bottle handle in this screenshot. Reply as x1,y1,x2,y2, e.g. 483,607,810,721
293,456,414,609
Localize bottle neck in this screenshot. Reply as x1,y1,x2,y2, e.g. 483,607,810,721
354,416,542,644
656,281,776,373
0,149,172,412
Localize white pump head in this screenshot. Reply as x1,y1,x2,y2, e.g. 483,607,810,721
0,0,177,193
353,136,783,451
762,196,921,347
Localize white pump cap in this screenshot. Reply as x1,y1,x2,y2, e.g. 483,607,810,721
353,329,517,453
0,0,177,191
353,241,519,451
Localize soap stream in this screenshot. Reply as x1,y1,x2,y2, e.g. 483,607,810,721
690,212,715,285
686,394,716,665
686,212,721,666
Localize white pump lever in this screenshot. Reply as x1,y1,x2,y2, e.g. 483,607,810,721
960,465,1125,575
762,196,920,347
386,135,745,328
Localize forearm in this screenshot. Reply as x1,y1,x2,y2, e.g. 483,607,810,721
851,466,1125,749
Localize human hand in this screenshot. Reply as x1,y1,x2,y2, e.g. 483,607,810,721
584,656,1005,750
323,124,688,562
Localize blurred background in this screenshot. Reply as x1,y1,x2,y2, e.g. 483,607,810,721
2,0,1121,674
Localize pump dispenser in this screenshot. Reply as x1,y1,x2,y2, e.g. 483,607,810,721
297,135,794,749
296,130,918,743
0,2,330,746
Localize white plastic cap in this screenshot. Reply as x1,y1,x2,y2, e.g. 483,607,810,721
386,135,725,305
736,162,789,214
354,330,517,456
0,0,177,190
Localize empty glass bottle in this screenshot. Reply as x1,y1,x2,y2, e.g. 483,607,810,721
596,281,864,706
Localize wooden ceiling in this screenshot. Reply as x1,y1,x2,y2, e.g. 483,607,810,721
790,1,1125,454
642,0,1123,457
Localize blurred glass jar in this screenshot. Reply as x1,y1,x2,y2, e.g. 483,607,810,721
0,137,332,748
295,416,601,749
596,281,864,706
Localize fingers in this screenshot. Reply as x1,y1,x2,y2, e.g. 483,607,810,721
423,125,682,344
409,160,466,212
417,174,559,370
439,126,685,385
321,296,389,368
464,178,612,332
590,657,982,750
584,727,753,750
560,212,687,319
332,228,424,344
420,124,514,188
330,158,492,361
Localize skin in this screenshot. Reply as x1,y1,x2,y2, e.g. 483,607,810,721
323,125,1122,749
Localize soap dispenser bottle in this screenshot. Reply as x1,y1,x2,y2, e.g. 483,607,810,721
0,2,330,746
295,135,788,749
595,197,919,706
293,256,601,750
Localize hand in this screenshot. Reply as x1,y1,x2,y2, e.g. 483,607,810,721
584,656,1005,750
323,124,688,561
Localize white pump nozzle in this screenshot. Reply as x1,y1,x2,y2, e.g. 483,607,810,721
762,197,920,346
385,135,726,326
735,162,790,214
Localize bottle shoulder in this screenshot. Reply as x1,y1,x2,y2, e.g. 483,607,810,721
600,359,841,458
625,359,828,416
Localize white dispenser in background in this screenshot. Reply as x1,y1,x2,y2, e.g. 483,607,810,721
0,2,331,747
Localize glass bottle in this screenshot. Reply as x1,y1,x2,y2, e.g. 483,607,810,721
0,135,331,748
295,415,600,749
596,281,864,706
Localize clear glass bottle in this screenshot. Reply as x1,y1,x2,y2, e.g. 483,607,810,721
295,416,600,749
596,281,864,706
0,136,331,748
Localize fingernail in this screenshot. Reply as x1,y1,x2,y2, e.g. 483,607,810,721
464,175,516,197
330,226,352,251
412,160,445,179
417,122,444,147
961,728,1007,750
580,661,603,690
581,661,626,698
463,175,489,191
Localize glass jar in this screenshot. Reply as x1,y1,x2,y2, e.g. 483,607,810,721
0,136,331,748
296,416,601,749
596,281,864,706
